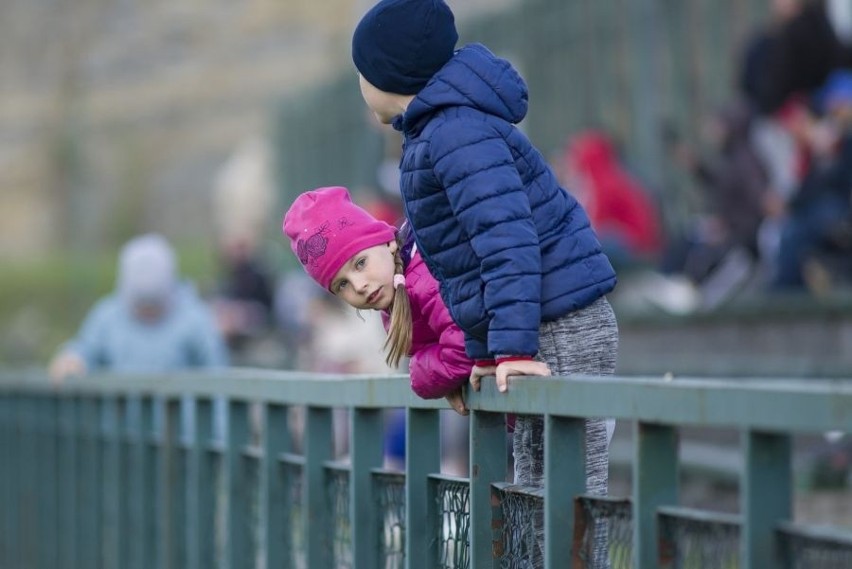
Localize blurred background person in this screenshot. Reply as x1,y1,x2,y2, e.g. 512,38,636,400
751,0,852,116
665,100,778,308
48,233,228,381
772,70,852,291
213,235,276,361
210,138,280,366
559,129,665,273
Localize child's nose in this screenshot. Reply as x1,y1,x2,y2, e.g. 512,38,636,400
354,276,370,294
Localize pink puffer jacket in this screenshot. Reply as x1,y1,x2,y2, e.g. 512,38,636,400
383,252,473,399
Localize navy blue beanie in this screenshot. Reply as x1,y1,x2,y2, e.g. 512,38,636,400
352,0,458,95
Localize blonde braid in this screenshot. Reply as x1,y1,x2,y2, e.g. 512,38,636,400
383,236,412,368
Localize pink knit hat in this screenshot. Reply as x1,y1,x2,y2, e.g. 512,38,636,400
282,186,396,289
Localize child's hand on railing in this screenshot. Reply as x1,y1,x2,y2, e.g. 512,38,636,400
495,360,550,393
469,363,497,392
444,387,469,416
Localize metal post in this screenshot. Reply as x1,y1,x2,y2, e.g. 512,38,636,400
262,403,290,569
633,422,678,569
469,410,506,569
405,408,441,569
189,398,215,569
160,398,186,569
304,406,333,568
743,430,791,569
101,397,121,569
79,397,101,569
226,400,252,569
350,407,384,567
138,397,157,569
544,415,586,567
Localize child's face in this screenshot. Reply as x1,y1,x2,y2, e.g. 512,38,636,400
330,240,398,310
359,74,398,124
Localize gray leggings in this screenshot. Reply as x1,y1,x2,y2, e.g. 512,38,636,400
512,296,618,568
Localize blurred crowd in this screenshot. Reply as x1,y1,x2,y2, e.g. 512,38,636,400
566,0,852,314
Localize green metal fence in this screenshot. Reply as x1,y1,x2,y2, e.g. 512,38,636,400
1,370,852,568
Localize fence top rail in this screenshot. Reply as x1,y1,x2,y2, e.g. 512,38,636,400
1,368,851,433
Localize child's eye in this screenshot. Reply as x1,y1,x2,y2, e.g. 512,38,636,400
355,258,366,269
335,280,349,293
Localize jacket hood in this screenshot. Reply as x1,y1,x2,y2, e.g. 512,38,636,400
395,43,528,134
567,130,621,176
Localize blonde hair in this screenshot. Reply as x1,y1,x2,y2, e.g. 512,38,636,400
383,235,412,368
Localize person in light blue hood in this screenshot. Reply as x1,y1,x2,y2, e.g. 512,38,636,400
352,2,616,566
49,234,228,380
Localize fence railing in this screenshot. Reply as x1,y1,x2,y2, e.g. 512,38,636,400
1,369,851,568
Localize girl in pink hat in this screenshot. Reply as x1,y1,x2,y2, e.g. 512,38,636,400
282,186,474,415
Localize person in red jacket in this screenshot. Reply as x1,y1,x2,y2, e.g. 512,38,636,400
282,186,473,415
562,130,665,269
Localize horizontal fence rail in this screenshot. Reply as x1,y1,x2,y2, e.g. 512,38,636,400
1,370,852,569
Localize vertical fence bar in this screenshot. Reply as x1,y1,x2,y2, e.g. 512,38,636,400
2,393,20,569
262,403,289,569
160,398,184,569
0,395,8,569
38,394,55,568
469,410,506,569
544,415,585,568
101,397,121,569
20,396,37,567
633,422,678,569
79,396,102,569
45,395,60,569
743,430,791,569
304,406,333,569
350,407,384,567
189,398,215,569
125,397,141,569
227,400,251,569
175,398,190,569
32,395,49,569
139,397,157,569
405,408,440,569
57,396,78,569
119,397,136,569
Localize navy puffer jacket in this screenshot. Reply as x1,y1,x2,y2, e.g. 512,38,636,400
392,43,617,359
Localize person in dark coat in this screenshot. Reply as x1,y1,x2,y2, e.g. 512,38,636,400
774,70,852,289
756,0,852,115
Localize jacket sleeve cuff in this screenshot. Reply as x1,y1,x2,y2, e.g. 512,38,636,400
495,355,535,365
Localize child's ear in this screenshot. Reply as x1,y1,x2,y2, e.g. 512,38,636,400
387,240,399,255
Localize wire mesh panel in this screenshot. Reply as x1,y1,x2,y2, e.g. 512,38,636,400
779,522,852,569
492,483,545,568
658,506,740,569
574,495,634,569
375,470,406,569
430,475,471,569
327,462,352,569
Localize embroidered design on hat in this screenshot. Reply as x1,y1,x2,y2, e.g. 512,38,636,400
297,223,330,266
337,217,354,230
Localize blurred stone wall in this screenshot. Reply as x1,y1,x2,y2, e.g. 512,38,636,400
0,0,515,258
0,0,364,257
